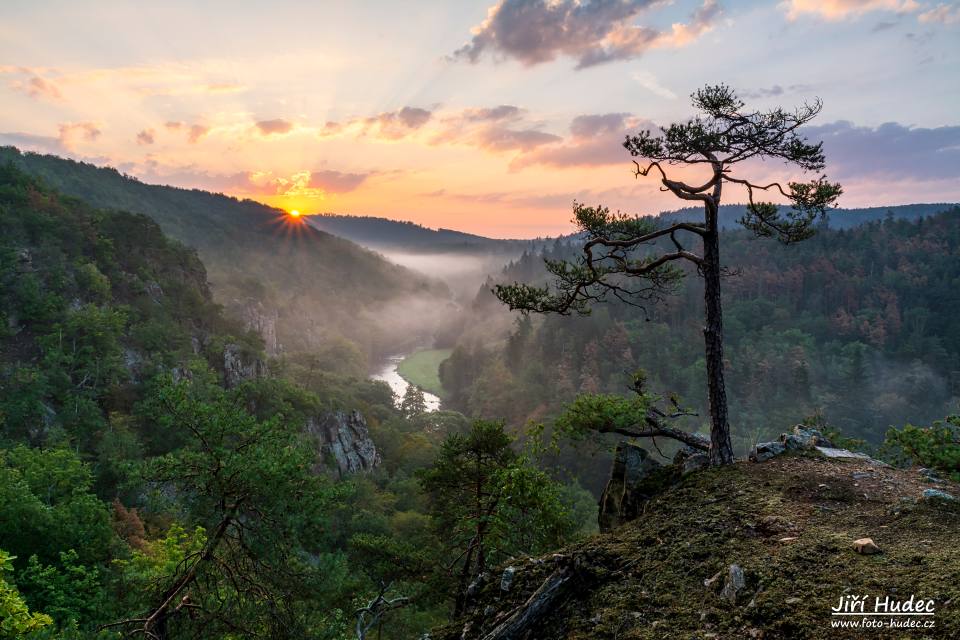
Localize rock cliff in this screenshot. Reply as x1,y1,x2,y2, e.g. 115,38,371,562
237,299,280,355
306,410,381,478
222,343,267,388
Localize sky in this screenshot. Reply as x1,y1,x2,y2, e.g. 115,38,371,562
1,0,958,238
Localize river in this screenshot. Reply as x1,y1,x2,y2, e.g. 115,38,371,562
370,354,442,412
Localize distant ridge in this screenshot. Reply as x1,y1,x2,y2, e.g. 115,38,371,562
655,202,957,230
307,214,545,254
0,147,449,356
308,203,957,254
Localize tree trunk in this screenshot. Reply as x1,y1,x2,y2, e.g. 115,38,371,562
454,539,477,617
702,205,735,465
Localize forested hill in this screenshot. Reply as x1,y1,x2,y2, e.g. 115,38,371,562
308,214,532,253
312,205,954,256
444,208,960,464
0,162,488,636
0,147,450,359
657,202,955,230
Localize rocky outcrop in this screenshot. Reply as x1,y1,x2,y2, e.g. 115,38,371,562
238,300,280,355
307,410,381,478
750,425,888,466
222,343,266,388
598,442,665,533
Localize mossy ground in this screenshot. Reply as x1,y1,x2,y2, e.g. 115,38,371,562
438,455,960,639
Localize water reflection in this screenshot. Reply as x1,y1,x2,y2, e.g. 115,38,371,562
370,354,442,412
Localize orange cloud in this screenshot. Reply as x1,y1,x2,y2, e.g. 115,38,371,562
136,129,155,145
784,0,920,21
57,122,101,150
1,66,63,101
165,121,210,143
255,119,294,136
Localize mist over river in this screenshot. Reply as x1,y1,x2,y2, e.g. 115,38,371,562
371,354,442,412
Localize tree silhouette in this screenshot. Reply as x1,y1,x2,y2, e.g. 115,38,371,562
496,84,842,464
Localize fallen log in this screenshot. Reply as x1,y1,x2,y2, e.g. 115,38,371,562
479,565,575,640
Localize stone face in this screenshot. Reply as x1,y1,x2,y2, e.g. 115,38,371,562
814,446,872,460
719,564,746,604
921,488,956,502
682,453,711,475
852,537,881,555
782,425,833,451
598,442,663,533
222,343,266,388
749,424,890,466
750,441,786,462
919,468,945,484
672,446,701,466
306,410,381,478
144,280,164,304
500,566,517,592
238,299,280,355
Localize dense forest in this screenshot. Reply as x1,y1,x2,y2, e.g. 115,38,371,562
1,154,958,638
439,208,960,487
0,165,596,638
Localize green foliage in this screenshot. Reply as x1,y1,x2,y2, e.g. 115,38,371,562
495,202,683,316
448,209,960,466
0,446,114,569
418,420,577,612
400,385,428,419
0,550,52,639
554,393,652,440
111,523,207,615
19,551,106,628
884,415,960,481
118,373,345,637
0,549,53,640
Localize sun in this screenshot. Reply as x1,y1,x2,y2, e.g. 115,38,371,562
289,209,301,218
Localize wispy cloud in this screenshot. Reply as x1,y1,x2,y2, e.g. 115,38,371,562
322,106,434,141
254,119,294,136
512,112,646,170
809,120,960,180
0,131,66,155
136,129,155,145
783,0,920,21
740,83,812,99
918,2,960,24
631,71,677,99
453,0,722,69
164,122,210,143
58,122,101,150
1,66,64,101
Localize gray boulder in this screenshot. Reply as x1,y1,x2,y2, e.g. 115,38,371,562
500,566,517,592
750,441,786,462
720,564,746,604
921,488,956,503
682,453,711,475
781,425,833,450
814,446,872,460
